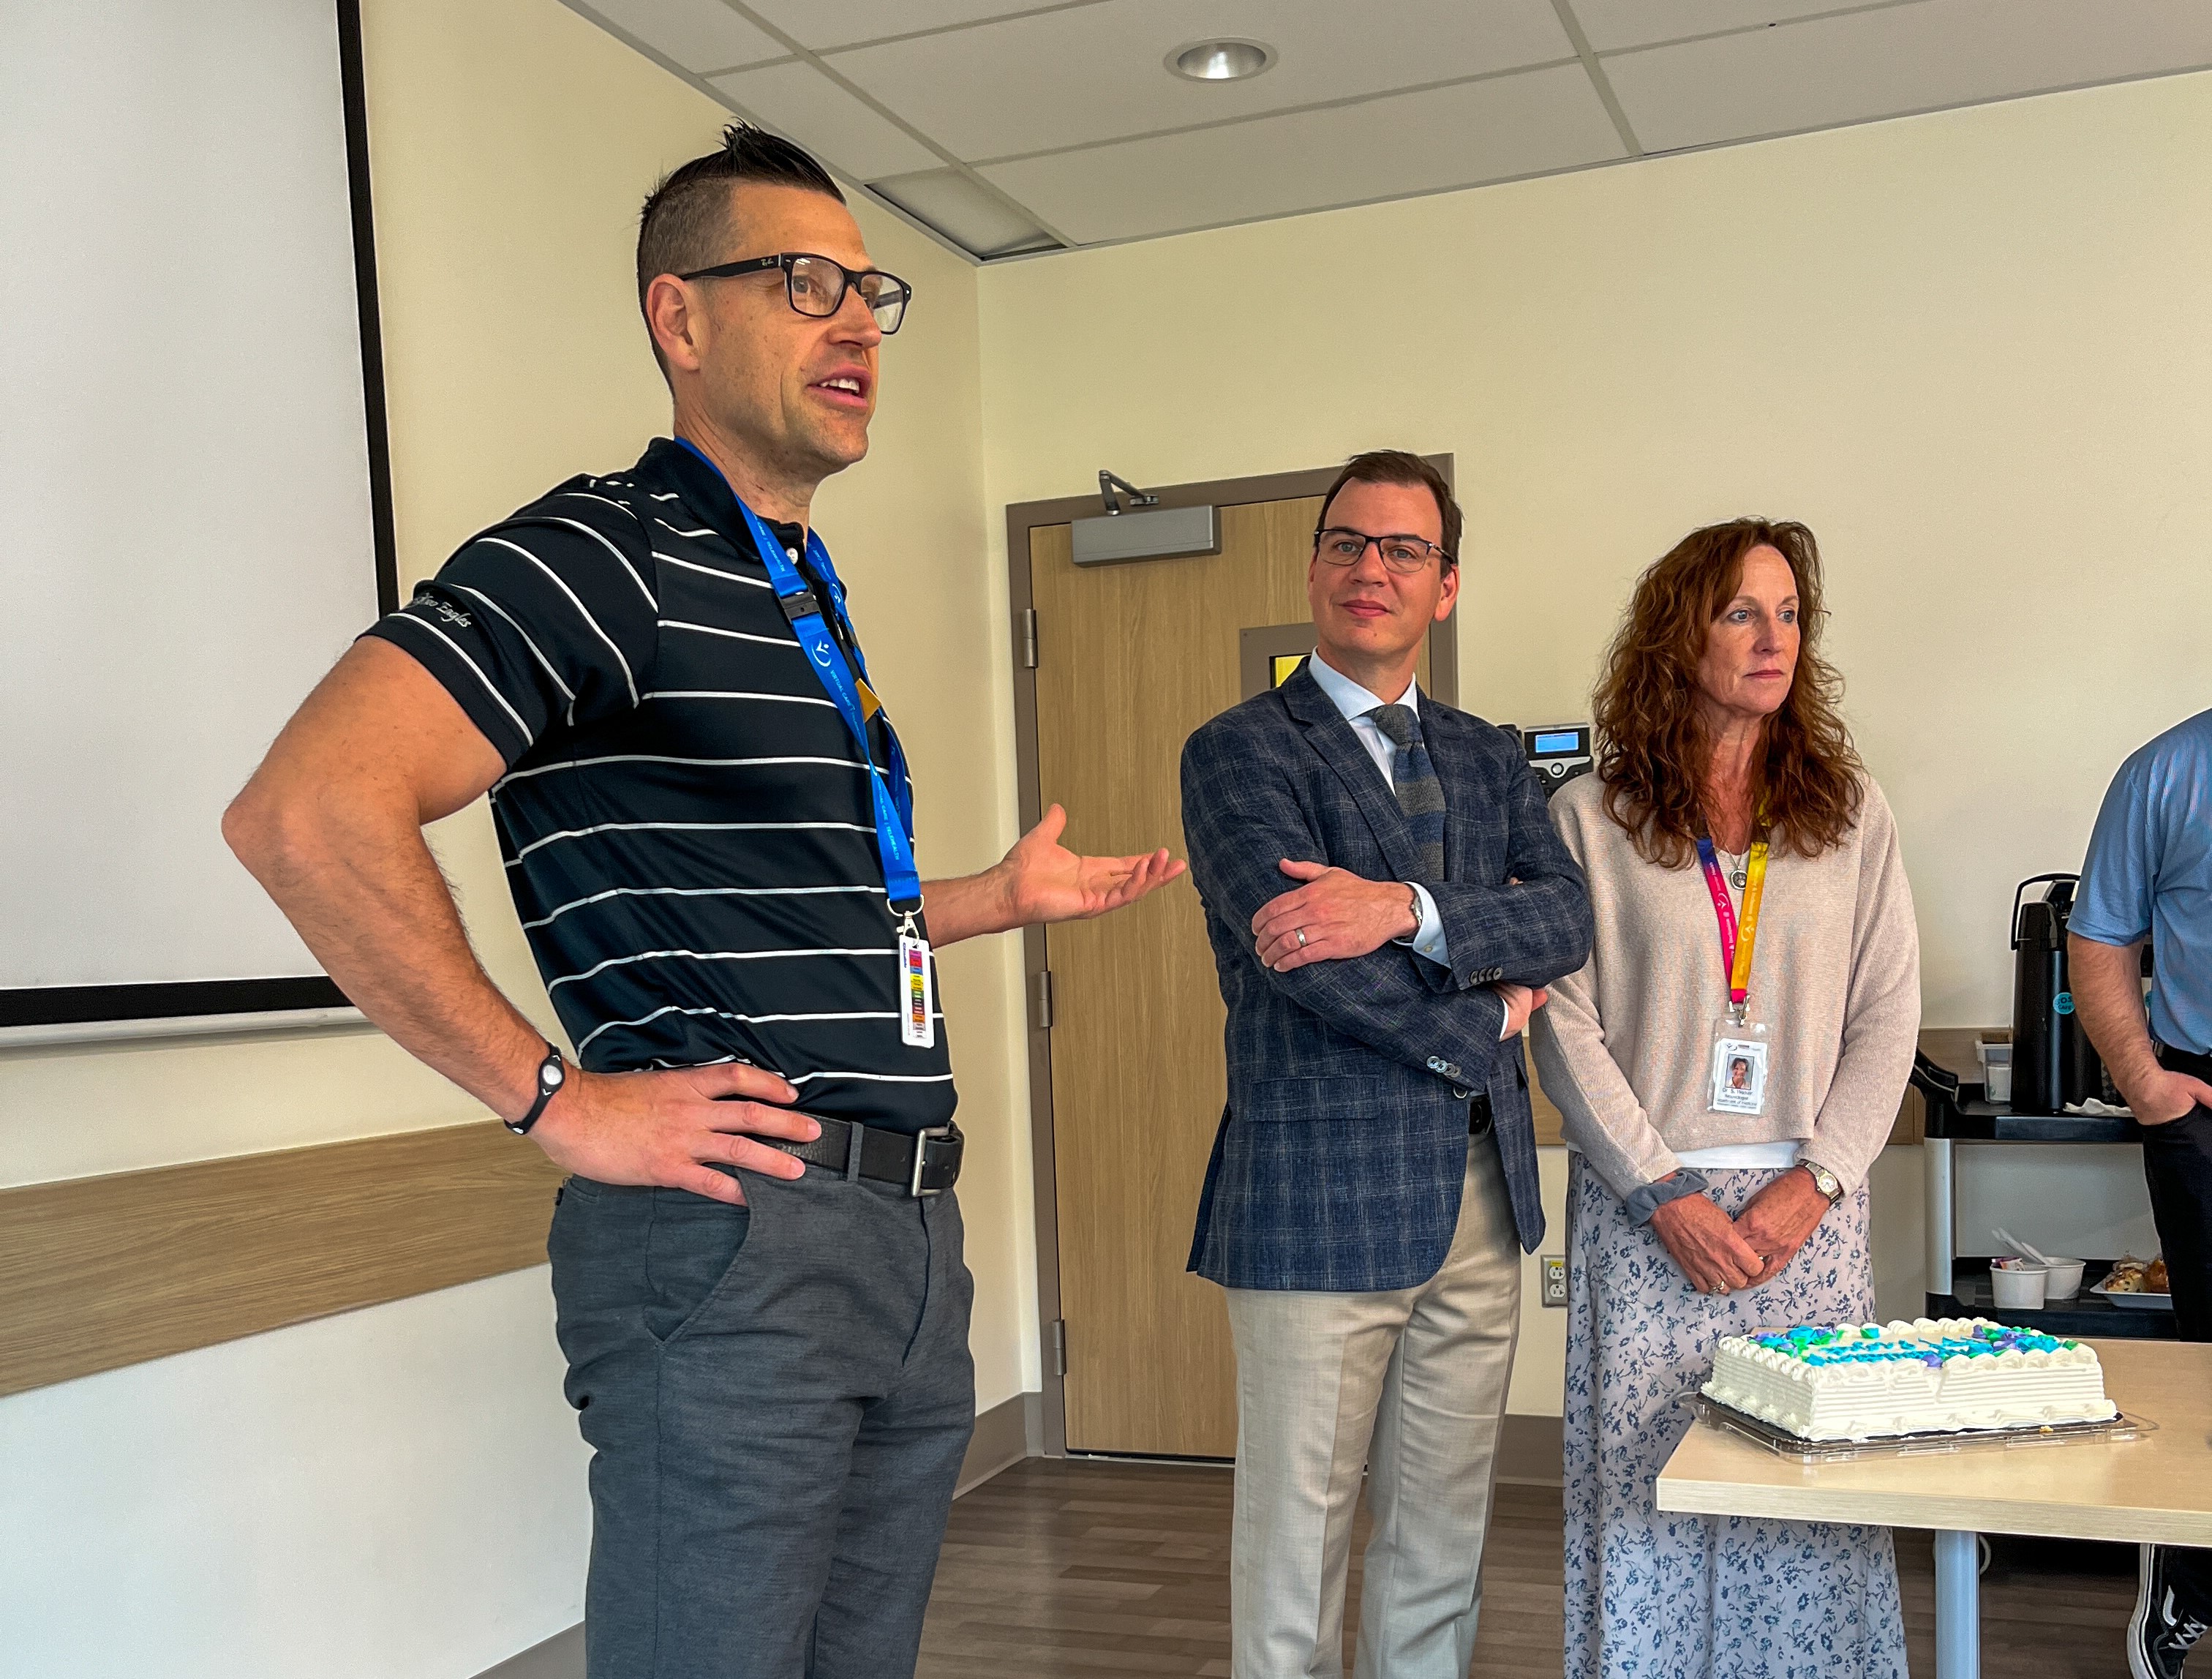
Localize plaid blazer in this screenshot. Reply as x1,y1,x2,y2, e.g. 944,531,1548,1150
1181,661,1593,1292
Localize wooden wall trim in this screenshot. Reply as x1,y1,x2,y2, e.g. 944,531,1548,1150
0,1121,565,1399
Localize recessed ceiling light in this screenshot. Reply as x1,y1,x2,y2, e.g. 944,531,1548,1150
1167,40,1275,83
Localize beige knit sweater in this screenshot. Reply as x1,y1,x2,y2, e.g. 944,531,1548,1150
1528,770,1921,1198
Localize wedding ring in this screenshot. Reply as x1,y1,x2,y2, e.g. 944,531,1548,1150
1295,928,1308,947
1710,1284,1728,1297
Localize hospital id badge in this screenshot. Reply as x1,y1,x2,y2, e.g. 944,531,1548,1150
1707,1016,1771,1116
898,927,936,1049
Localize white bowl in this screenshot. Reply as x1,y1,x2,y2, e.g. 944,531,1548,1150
2039,1257,2085,1301
1990,1265,2049,1310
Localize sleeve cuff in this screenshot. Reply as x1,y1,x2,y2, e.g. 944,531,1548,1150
1393,882,1451,968
1624,1169,1709,1225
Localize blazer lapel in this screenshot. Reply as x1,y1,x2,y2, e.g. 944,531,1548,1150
1279,662,1426,883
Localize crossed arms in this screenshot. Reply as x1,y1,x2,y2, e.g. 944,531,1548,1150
1179,724,1592,1089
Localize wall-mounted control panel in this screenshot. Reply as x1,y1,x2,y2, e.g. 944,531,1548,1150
1520,723,1593,798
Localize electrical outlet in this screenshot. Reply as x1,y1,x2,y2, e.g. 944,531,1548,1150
1540,1255,1568,1308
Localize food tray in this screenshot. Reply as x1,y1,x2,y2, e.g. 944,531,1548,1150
2088,1280,2175,1312
1680,1393,2155,1464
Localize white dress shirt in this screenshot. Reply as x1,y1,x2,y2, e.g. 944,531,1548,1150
1302,653,1451,968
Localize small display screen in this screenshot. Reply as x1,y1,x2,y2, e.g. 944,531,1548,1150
1532,730,1583,756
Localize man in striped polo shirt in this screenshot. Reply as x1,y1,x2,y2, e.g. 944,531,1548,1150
225,125,1181,1678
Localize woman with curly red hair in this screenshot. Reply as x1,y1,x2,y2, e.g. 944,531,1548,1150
1530,519,1920,1678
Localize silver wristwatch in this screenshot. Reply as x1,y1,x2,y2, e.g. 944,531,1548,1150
1802,1160,1845,1205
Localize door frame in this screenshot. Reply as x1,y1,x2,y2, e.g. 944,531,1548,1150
1004,456,1456,1457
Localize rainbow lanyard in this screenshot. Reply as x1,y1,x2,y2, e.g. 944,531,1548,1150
1695,816,1770,1023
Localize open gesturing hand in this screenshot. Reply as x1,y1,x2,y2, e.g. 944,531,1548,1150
998,803,1185,924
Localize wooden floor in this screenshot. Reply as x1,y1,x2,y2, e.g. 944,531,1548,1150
919,1457,2139,1678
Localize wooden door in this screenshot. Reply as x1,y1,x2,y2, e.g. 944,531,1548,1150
1032,497,1432,1457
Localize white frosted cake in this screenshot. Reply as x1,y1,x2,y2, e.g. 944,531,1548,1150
1702,1318,2117,1442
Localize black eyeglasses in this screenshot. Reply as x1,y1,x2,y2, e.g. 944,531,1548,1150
677,251,912,334
1312,527,1452,574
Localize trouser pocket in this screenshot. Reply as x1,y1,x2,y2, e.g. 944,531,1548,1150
642,1187,756,1345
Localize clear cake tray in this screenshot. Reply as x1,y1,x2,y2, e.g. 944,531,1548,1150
1681,1393,2157,1463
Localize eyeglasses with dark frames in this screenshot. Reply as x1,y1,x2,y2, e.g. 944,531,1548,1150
1312,527,1452,575
677,251,913,334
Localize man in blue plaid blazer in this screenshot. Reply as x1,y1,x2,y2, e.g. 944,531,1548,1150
1180,452,1591,1679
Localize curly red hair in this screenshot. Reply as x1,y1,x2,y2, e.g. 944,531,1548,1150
1592,518,1864,867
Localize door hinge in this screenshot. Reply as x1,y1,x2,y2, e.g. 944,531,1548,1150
1050,1318,1067,1378
1020,607,1038,669
1030,967,1055,1032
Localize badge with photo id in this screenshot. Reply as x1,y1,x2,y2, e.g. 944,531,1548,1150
1707,1017,1771,1116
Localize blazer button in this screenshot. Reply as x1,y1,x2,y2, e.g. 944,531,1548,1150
1451,1086,1472,1101
1426,1056,1447,1073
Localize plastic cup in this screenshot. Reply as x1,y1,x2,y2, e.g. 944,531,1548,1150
1978,1040,2013,1106
2039,1258,2085,1301
1990,1264,2049,1310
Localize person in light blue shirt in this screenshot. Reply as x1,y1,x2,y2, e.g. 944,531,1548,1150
2069,705,2212,1679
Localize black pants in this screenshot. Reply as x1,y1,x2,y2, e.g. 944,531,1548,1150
2143,1061,2212,1620
547,1168,976,1678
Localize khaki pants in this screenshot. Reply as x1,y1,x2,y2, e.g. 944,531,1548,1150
1223,1137,1522,1679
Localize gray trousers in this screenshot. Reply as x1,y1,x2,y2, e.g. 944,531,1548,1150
1223,1136,1523,1679
547,1165,975,1679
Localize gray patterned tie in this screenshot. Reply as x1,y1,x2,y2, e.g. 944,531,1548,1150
1368,704,1446,876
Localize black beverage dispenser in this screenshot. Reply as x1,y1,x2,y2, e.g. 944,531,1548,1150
2009,873,2106,1113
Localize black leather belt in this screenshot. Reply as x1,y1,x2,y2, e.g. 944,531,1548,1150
1470,1092,1493,1137
768,1114,963,1197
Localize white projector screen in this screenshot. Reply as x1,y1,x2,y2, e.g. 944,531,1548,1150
0,0,392,1032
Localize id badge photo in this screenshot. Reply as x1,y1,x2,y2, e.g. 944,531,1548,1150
1707,1016,1772,1116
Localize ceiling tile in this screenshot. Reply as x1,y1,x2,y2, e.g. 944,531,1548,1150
1567,0,1891,54
979,63,1625,245
709,60,945,179
742,0,1047,52
1603,0,2212,154
870,168,1058,257
569,0,786,75
831,0,1575,162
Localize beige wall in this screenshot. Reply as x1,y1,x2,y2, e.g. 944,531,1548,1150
0,0,1034,1408
979,69,2212,1029
0,0,1026,1667
979,70,2212,1411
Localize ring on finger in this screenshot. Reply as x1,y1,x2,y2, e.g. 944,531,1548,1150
1709,1283,1728,1297
1295,927,1308,948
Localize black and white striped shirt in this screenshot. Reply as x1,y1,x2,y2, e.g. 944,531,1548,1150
366,437,954,1135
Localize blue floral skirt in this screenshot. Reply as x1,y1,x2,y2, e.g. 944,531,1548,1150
1563,1154,1908,1678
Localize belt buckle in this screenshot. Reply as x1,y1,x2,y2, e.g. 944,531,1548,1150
909,1124,960,1197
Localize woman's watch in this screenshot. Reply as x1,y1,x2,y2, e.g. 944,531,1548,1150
506,1040,566,1135
1801,1160,1845,1205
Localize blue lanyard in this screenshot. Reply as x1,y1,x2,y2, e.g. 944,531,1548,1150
674,439,921,912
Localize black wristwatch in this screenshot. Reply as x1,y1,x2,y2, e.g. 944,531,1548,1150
506,1040,566,1135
